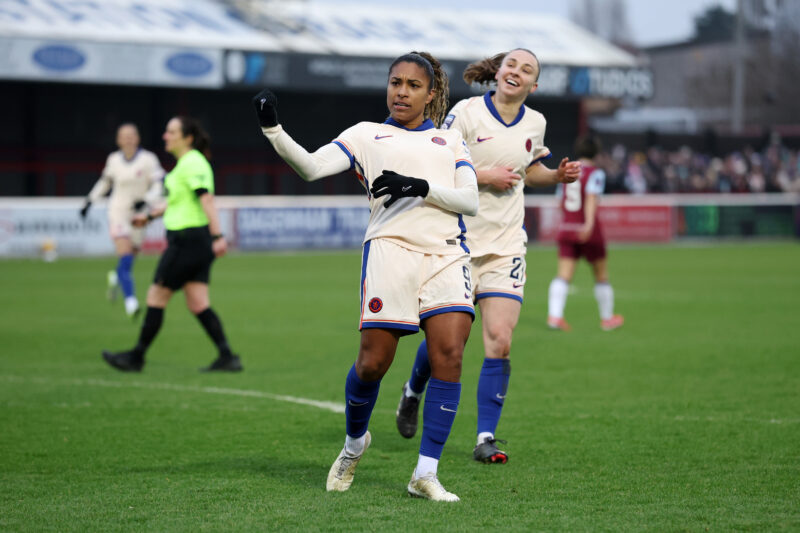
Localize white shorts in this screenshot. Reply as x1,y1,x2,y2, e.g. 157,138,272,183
471,253,526,304
108,208,144,247
359,238,475,334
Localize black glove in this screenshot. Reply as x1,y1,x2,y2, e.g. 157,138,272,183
79,201,91,219
370,170,430,208
252,88,279,128
133,200,147,211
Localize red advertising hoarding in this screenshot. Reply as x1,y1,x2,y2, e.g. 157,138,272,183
536,205,674,242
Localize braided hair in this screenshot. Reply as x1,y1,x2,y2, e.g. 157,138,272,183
388,51,450,127
463,48,540,86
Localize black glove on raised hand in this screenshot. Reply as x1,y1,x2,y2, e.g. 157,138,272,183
79,201,91,219
370,170,430,208
252,88,279,128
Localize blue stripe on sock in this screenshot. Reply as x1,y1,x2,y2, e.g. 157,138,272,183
344,363,381,438
476,358,511,436
117,254,135,298
419,378,460,460
408,340,431,394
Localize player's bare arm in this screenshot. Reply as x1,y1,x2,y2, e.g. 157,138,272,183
578,193,598,242
199,193,226,257
524,157,581,187
477,166,520,191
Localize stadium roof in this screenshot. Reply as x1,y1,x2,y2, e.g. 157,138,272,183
0,0,651,98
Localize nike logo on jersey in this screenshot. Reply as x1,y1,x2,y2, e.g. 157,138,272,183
512,282,524,288
496,393,506,400
476,136,493,143
374,134,393,140
348,400,369,407
401,185,412,192
440,405,457,413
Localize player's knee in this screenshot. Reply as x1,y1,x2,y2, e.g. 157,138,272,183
430,341,463,374
355,356,390,381
487,326,513,357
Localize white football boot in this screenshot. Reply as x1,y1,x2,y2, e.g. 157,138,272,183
326,431,371,492
407,470,460,502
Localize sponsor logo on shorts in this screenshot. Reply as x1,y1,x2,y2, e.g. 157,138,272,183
368,297,383,313
512,282,524,288
431,136,447,145
440,405,457,413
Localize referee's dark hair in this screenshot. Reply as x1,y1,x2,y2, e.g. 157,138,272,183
574,135,602,160
176,116,211,159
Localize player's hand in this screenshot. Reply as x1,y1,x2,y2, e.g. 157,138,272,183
252,88,279,128
485,166,520,191
79,201,91,220
556,157,581,184
370,170,430,208
131,213,148,228
577,224,593,243
212,236,227,258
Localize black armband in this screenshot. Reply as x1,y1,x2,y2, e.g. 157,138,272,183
211,233,224,241
194,188,209,197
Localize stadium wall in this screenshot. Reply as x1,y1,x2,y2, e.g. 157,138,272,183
1,194,798,258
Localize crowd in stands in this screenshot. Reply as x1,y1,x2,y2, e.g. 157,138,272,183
597,140,800,194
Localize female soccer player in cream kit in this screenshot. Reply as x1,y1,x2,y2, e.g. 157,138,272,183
80,123,164,318
395,49,581,464
254,52,477,502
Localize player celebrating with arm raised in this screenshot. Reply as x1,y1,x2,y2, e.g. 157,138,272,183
547,135,624,332
395,49,581,464
80,123,164,318
253,52,478,501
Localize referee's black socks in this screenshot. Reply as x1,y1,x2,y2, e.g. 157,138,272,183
133,306,164,360
195,308,233,358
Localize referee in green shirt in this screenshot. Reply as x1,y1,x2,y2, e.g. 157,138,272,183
103,116,241,372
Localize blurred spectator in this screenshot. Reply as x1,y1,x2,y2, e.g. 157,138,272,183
589,140,800,194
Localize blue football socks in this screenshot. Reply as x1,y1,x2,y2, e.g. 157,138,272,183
476,358,511,436
419,378,461,460
116,254,135,299
344,363,381,439
408,340,432,394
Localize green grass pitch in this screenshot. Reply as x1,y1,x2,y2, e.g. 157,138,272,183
1,243,798,531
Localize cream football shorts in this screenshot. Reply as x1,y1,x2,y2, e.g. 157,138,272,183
471,253,526,304
359,238,475,334
108,208,144,247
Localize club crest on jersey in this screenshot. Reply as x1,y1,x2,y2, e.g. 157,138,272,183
525,139,533,152
431,136,447,146
368,297,383,313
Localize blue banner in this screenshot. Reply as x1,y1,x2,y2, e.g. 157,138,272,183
236,207,370,250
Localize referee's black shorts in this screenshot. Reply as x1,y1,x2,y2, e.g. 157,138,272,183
153,226,215,290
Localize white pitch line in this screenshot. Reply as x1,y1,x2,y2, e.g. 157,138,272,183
0,375,345,413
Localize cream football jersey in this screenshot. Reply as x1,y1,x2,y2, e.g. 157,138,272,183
333,117,475,255
443,92,551,257
88,149,164,210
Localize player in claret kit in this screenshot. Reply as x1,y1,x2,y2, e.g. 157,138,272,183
80,123,164,318
547,135,624,332
394,49,581,465
253,51,477,502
